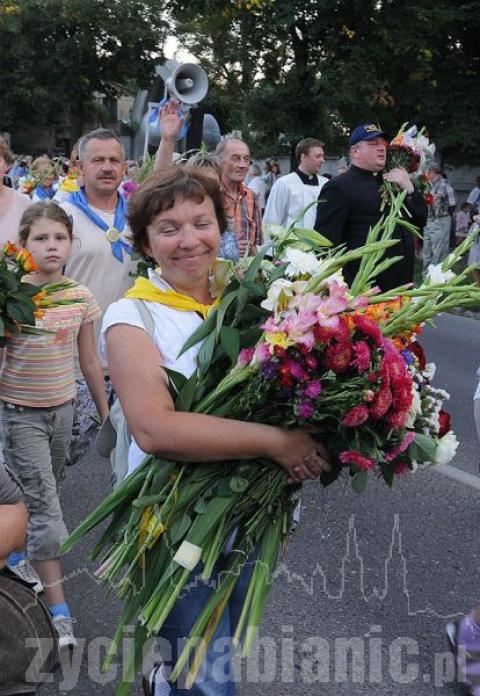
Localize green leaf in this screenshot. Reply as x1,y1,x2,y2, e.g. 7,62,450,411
243,245,269,282
193,497,208,514
215,291,237,337
163,368,188,395
412,433,437,462
175,372,198,412
6,300,35,324
177,310,217,357
381,463,395,487
168,513,192,545
291,227,332,247
197,330,217,374
219,325,240,364
240,280,266,298
15,284,42,298
235,286,249,315
229,475,249,492
216,479,236,497
351,471,368,494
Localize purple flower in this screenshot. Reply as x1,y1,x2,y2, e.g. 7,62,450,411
304,380,322,398
262,362,278,379
298,401,315,419
400,349,414,366
289,360,308,381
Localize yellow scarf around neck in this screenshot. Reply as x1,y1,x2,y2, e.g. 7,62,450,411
124,276,220,320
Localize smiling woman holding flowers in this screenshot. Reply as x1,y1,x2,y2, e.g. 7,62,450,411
100,167,331,695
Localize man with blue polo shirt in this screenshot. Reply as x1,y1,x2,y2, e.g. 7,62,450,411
314,123,427,291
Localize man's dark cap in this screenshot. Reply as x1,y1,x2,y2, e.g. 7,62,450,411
349,123,389,147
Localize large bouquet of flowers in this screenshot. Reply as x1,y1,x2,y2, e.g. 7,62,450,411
381,123,436,208
62,195,480,694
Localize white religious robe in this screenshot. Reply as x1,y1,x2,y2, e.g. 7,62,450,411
263,172,328,230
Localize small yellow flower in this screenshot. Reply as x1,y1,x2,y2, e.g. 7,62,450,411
264,332,294,349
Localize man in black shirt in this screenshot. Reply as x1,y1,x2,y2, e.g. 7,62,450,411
314,123,427,291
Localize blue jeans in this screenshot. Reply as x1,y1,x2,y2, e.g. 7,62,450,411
154,551,255,696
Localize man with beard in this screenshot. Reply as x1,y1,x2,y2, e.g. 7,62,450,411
314,123,427,291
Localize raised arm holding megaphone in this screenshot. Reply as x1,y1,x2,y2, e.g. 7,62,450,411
143,61,209,159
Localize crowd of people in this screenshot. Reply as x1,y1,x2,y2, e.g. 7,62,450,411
1,110,480,696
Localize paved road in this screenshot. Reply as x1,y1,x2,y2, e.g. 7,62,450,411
37,312,479,695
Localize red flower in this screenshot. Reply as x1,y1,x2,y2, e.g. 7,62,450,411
339,450,375,471
392,384,414,412
424,193,435,206
369,385,393,419
314,317,350,344
393,461,410,476
325,341,353,373
274,346,287,359
408,341,426,371
305,354,318,369
343,405,369,427
351,314,383,346
438,410,451,437
386,410,409,430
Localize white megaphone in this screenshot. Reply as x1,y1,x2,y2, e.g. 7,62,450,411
164,63,209,105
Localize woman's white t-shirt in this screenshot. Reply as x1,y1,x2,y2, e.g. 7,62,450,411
100,270,204,474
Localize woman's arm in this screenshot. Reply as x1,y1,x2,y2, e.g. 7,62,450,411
77,322,109,421
105,324,330,482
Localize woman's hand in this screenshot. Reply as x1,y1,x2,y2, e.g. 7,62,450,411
267,429,331,483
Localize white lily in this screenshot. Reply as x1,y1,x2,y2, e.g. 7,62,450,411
434,431,459,466
425,263,455,285
261,278,307,313
283,247,323,278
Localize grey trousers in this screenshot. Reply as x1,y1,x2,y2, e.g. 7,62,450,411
422,215,451,272
1,401,73,560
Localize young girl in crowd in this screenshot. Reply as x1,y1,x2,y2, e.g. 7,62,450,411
0,201,109,647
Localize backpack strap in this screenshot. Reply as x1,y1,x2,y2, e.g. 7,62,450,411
95,299,156,471
130,298,155,339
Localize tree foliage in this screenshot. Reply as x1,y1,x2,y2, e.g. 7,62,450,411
0,0,167,138
167,0,480,162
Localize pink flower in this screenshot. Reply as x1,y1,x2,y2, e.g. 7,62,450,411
298,401,315,419
304,380,322,398
339,450,375,471
384,431,416,462
351,340,371,372
237,347,255,367
252,342,271,366
342,405,369,427
289,360,308,382
122,180,139,199
369,385,393,420
316,283,349,326
351,314,383,346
